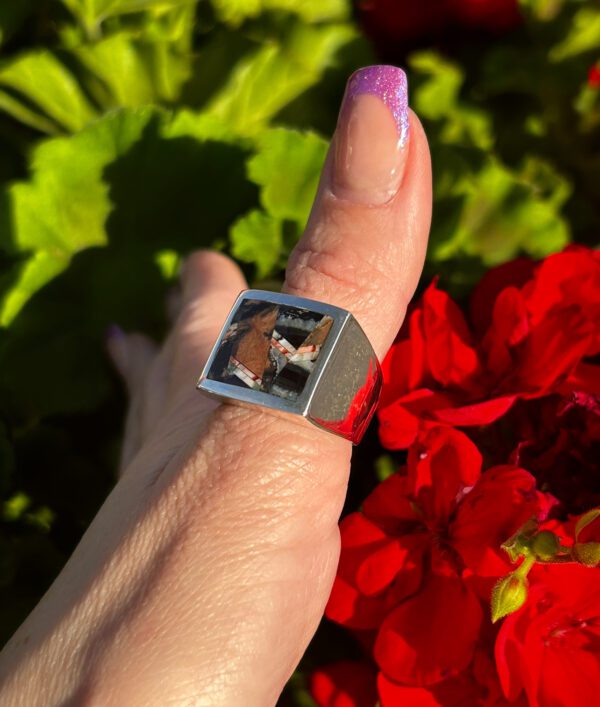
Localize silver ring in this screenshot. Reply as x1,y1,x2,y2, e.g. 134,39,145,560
196,290,382,444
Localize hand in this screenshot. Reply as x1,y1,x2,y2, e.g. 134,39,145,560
0,65,431,706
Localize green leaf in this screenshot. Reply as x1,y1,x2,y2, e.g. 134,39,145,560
61,0,196,34
431,156,570,265
0,109,153,324
0,89,60,135
72,34,157,107
375,455,396,482
230,210,282,278
248,128,327,224
0,106,255,326
0,253,70,328
411,52,463,120
206,22,356,135
411,51,492,150
0,51,97,133
550,8,600,62
0,106,255,415
211,0,349,25
518,0,565,22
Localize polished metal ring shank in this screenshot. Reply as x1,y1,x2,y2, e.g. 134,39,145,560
196,290,382,444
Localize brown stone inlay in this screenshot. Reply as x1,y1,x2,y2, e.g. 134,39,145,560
208,300,332,400
234,307,277,379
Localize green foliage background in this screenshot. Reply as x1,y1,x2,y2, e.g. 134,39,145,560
0,0,598,700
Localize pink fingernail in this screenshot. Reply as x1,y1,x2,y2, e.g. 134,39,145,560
333,65,410,205
346,65,409,146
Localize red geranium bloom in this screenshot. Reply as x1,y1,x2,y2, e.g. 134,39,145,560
378,649,525,706
589,64,600,89
447,0,521,30
310,660,378,707
357,0,520,53
378,248,600,448
325,427,552,686
495,564,600,706
510,393,600,516
311,652,522,706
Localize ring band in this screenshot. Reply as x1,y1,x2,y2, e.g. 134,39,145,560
196,290,382,444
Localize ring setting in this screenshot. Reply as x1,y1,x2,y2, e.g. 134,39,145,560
196,290,382,444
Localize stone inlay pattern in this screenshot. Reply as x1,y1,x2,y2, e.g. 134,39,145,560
207,299,333,401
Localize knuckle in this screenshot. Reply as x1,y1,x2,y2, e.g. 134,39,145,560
191,405,350,529
286,239,392,308
285,204,400,311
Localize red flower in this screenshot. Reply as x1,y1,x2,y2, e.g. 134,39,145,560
447,0,522,30
358,0,449,46
377,649,522,706
510,393,600,516
378,248,600,448
310,650,521,706
310,660,378,707
589,64,600,89
357,0,521,52
325,427,552,686
495,564,600,706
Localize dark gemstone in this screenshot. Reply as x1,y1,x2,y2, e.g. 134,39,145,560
207,299,333,401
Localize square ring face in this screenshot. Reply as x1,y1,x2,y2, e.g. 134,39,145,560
206,297,334,402
198,290,349,413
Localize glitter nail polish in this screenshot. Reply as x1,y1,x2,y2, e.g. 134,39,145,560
345,65,409,147
334,65,410,205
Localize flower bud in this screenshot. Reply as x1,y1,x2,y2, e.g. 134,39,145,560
532,530,560,560
501,519,538,561
491,573,529,623
574,542,600,567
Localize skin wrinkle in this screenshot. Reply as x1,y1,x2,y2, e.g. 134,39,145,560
97,441,301,703
292,205,402,286
135,416,346,704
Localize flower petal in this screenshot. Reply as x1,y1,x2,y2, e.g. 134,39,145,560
407,427,482,527
470,256,535,335
311,660,378,707
362,473,421,533
451,465,549,577
422,282,482,390
325,514,391,629
431,395,516,426
374,571,483,686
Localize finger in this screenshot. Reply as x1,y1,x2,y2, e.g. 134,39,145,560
106,328,164,472
285,70,431,357
108,255,248,474
106,327,158,396
165,250,248,405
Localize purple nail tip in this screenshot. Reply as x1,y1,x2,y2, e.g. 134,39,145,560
106,324,125,341
347,65,409,146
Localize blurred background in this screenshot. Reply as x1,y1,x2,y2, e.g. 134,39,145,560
0,0,597,702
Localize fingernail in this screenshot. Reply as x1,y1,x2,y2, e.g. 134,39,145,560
105,324,129,375
106,323,126,341
333,65,409,205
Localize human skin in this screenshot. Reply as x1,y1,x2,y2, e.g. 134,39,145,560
0,66,431,706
